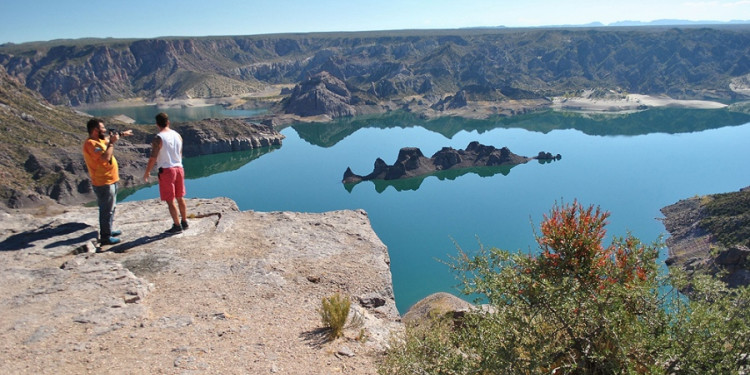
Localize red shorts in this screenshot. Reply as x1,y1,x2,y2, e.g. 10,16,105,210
158,166,186,201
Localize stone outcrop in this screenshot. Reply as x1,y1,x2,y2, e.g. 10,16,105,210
282,71,357,118
431,90,468,111
0,198,401,374
173,118,285,157
713,245,750,287
401,292,474,326
343,141,560,184
660,186,750,288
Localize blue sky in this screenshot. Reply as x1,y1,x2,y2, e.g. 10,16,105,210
2,0,749,44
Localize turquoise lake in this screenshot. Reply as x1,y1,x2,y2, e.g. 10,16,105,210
88,106,750,313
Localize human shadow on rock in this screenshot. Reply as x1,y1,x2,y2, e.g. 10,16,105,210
45,230,99,249
101,233,175,254
0,222,91,251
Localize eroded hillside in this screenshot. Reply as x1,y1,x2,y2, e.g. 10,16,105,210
0,65,284,209
2,26,750,106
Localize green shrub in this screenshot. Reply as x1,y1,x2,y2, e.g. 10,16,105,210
318,292,351,340
380,201,750,374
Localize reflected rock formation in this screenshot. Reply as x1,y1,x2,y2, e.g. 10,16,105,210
343,141,560,190
344,164,517,193
293,108,750,150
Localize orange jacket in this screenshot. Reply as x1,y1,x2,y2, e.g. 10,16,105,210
83,138,119,186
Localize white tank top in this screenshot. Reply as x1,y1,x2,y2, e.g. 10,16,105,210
156,129,183,168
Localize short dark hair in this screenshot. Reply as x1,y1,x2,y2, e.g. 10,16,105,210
87,118,104,134
155,112,169,128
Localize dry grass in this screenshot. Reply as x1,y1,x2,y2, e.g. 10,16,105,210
318,292,350,340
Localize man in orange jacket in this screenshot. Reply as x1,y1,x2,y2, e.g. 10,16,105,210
82,118,132,245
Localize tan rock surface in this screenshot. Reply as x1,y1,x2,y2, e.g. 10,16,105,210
0,198,401,374
550,93,728,113
401,292,474,326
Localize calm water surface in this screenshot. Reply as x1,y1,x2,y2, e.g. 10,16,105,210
99,106,750,313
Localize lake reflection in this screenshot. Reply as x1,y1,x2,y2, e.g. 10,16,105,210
121,106,750,313
293,108,750,147
117,146,281,201
345,163,524,193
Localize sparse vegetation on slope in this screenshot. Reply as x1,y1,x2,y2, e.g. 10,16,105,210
0,65,284,209
698,188,750,247
0,65,101,207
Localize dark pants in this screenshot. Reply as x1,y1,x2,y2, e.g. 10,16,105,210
93,183,117,239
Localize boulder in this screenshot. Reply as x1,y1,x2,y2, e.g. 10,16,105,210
174,118,285,157
713,245,750,288
402,292,474,327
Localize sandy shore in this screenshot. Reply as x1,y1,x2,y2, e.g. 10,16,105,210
77,96,245,110
78,91,731,124
77,85,291,110
550,94,728,113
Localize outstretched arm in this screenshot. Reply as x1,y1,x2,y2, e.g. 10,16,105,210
99,130,133,162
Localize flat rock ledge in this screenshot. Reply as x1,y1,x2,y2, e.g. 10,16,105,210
0,198,401,374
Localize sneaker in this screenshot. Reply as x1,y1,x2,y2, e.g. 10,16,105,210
165,224,183,234
101,237,121,245
111,230,122,237
181,220,189,230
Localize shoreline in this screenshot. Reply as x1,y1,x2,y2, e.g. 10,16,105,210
76,96,244,110
76,85,292,111
76,93,734,123
549,93,728,113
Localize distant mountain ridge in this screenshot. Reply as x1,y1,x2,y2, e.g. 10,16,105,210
530,19,750,28
608,19,750,27
1,25,749,108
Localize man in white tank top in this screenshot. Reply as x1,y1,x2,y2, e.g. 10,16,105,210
143,112,188,234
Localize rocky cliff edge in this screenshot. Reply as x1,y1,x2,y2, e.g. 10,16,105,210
660,186,750,288
0,198,401,374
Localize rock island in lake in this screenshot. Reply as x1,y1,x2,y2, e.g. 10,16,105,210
342,141,560,184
